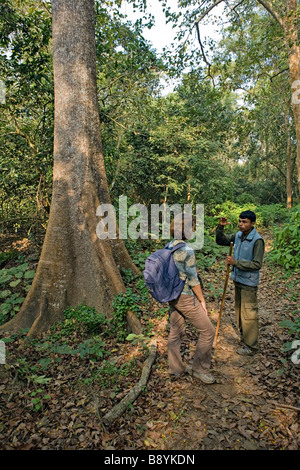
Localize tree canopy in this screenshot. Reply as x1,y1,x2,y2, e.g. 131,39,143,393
0,0,298,236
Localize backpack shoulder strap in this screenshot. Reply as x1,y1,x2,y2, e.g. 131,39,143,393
165,242,186,253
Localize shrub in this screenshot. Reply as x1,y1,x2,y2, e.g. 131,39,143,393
280,313,300,365
0,262,35,325
255,204,290,227
268,207,300,270
208,201,290,230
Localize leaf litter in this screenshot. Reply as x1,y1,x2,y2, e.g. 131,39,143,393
0,233,299,451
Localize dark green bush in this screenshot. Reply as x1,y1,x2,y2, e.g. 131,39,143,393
268,206,300,270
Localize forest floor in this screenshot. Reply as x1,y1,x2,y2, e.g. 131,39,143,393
0,230,299,452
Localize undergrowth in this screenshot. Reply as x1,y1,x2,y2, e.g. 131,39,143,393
1,203,299,412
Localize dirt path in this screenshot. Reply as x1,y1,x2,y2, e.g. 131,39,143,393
127,262,300,451
0,235,299,451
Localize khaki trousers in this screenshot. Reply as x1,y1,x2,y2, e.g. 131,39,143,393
168,294,215,375
234,282,259,351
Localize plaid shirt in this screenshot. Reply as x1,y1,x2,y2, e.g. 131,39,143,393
168,240,200,295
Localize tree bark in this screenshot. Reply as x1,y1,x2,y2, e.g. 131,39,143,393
0,0,140,338
285,111,293,208
284,0,300,195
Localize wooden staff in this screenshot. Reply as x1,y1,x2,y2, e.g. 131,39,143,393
213,241,234,347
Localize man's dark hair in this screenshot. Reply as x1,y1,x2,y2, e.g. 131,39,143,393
239,210,256,222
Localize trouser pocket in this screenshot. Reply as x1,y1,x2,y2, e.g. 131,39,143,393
244,302,258,320
241,301,259,349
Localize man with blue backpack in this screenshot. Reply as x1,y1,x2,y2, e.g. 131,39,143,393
216,210,265,356
144,214,216,384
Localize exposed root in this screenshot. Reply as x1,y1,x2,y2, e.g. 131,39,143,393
102,340,157,426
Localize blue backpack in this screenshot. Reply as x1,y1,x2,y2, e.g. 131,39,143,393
143,242,186,303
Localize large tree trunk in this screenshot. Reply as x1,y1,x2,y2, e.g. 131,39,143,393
285,111,293,208
285,0,300,195
0,0,140,338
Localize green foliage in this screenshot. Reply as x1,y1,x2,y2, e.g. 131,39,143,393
35,334,108,362
196,233,228,271
61,304,107,336
209,201,291,230
255,204,291,228
2,292,144,400
29,388,51,412
46,303,108,360
0,0,54,232
210,200,257,226
110,77,237,207
90,357,139,389
207,201,299,273
280,313,300,365
0,261,35,324
111,287,143,341
0,250,18,268
1,0,298,237
268,207,300,270
126,333,151,350
108,268,150,342
124,245,151,272
4,353,52,412
73,337,107,359
280,315,300,342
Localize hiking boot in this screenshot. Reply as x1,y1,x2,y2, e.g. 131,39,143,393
187,366,216,384
169,368,188,379
236,346,257,356
193,371,216,384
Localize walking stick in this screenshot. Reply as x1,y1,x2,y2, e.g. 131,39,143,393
213,241,234,347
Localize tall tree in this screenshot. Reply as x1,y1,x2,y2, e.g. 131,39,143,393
214,13,297,207
0,0,54,227
0,0,140,338
166,0,300,194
